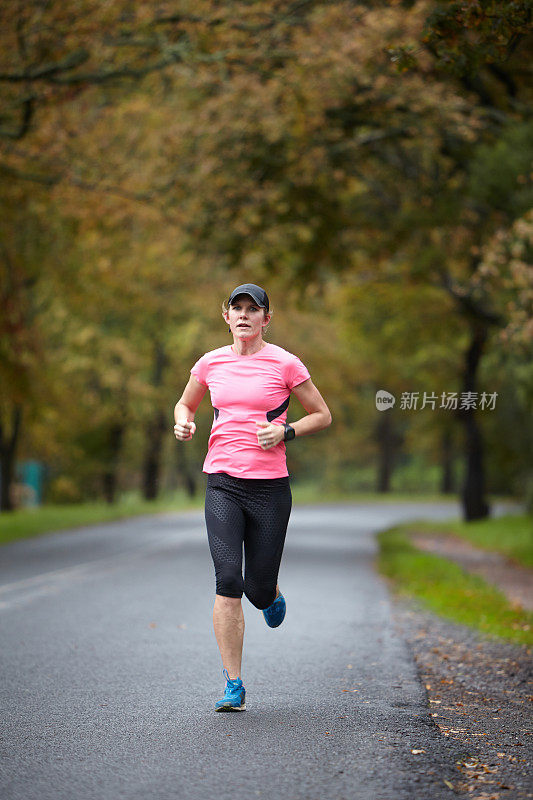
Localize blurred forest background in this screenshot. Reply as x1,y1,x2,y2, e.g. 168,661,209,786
1,1,531,520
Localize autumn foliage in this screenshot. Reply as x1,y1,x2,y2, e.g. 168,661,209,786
1,1,531,514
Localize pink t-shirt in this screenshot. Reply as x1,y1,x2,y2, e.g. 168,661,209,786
190,342,311,478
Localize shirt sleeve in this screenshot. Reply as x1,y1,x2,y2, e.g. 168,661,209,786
284,353,311,390
190,353,209,386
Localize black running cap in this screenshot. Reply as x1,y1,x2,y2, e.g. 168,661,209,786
228,283,269,312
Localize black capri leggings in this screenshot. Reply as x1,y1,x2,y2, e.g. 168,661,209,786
204,471,292,610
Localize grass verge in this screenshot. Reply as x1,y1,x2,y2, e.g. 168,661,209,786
395,513,533,569
377,524,533,647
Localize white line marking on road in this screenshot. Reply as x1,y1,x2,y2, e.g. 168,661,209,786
0,529,203,612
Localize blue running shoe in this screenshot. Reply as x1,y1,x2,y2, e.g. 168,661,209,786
214,668,246,712
262,590,286,628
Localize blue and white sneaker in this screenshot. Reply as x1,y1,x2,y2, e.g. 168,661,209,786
262,589,286,628
214,668,246,712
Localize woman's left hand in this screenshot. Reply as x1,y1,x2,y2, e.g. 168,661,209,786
256,421,285,450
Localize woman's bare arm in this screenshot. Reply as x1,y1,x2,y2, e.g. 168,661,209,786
174,375,208,441
289,378,332,437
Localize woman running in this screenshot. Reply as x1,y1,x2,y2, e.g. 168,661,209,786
173,283,332,711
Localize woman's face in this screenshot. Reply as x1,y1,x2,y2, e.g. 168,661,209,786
226,295,270,340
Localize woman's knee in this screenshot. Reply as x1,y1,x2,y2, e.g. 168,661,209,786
215,566,244,599
243,576,276,610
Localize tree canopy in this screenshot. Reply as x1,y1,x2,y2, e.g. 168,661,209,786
1,1,531,514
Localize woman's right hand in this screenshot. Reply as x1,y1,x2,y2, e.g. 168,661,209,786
174,419,196,441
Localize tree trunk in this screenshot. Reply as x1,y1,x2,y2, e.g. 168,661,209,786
440,428,455,494
376,411,394,492
457,324,490,521
0,404,22,511
141,340,169,501
176,441,197,497
142,410,167,500
102,423,124,504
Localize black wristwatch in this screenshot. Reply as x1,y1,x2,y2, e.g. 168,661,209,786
283,423,296,442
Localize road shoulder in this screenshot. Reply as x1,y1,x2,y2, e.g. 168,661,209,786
390,593,532,800
408,531,533,612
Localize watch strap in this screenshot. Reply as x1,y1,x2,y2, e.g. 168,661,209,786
283,423,295,442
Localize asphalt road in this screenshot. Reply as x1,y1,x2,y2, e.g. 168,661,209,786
0,500,513,800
